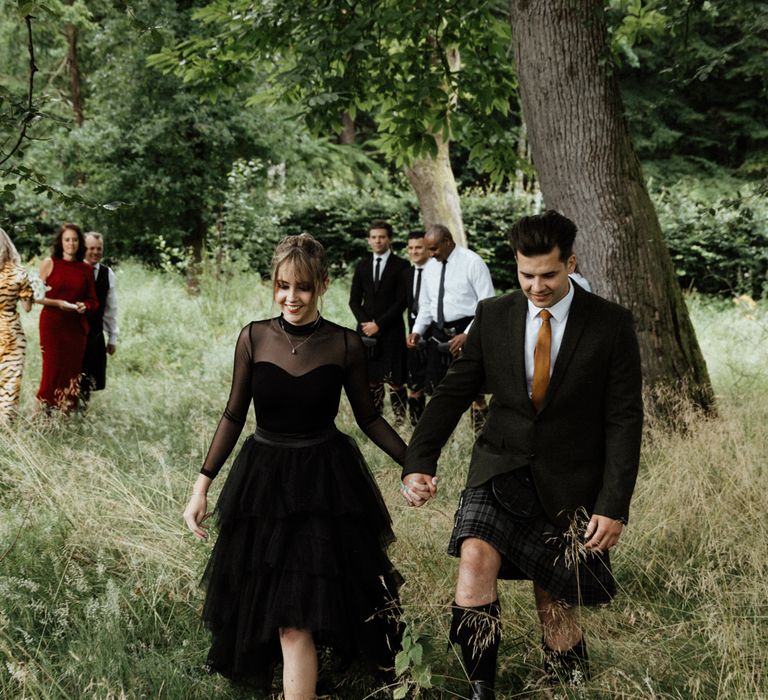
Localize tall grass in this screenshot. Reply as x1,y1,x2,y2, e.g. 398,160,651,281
1,264,766,698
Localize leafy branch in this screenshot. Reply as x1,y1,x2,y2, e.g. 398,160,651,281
0,14,39,167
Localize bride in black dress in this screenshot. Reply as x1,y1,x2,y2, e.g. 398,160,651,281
183,233,407,698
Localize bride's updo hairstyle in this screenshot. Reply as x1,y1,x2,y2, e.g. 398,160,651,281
270,233,329,297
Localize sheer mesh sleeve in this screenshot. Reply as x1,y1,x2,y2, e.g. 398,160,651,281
201,324,254,478
343,328,407,466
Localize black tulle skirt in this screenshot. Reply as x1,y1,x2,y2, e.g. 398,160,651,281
201,426,403,689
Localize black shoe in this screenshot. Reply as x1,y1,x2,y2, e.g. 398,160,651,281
469,680,496,700
543,636,590,686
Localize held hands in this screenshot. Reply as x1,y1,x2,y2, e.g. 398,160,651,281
361,321,380,337
75,301,87,314
583,514,624,554
183,493,212,540
400,473,437,507
406,332,421,349
58,300,79,312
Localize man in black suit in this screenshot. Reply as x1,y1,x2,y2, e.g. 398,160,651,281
403,230,430,426
400,211,643,697
81,231,119,405
349,221,410,421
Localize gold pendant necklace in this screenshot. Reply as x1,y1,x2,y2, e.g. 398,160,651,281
278,315,322,355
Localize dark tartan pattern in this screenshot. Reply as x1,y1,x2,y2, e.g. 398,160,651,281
447,482,616,606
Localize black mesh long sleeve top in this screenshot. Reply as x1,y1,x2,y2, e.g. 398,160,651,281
200,317,407,478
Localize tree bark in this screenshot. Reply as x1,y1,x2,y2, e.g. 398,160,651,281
65,23,84,127
404,44,466,247
338,111,355,144
404,135,466,247
509,0,714,410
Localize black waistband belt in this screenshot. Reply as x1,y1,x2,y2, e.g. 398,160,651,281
252,425,340,448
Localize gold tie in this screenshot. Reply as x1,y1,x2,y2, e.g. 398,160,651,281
532,309,552,410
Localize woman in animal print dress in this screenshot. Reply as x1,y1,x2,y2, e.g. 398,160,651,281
0,228,34,422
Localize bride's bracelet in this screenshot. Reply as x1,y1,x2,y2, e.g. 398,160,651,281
191,491,207,497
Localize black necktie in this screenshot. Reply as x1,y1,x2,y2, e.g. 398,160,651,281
437,261,447,329
413,267,423,318
374,257,382,290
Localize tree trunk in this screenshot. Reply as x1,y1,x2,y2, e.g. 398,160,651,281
65,23,84,127
509,0,714,410
514,119,543,212
338,111,355,145
404,135,466,247
403,44,467,247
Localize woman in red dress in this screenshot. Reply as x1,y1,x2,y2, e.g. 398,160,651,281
36,224,98,411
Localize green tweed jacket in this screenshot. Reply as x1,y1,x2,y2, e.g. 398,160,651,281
403,283,644,527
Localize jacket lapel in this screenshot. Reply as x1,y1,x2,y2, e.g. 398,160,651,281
374,253,396,294
541,283,590,408
363,255,374,285
508,293,530,402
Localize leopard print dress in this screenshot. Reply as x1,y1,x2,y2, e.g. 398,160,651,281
0,261,34,421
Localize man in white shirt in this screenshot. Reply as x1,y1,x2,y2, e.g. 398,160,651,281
406,224,495,429
81,231,119,403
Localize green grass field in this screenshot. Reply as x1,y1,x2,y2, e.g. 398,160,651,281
1,263,767,699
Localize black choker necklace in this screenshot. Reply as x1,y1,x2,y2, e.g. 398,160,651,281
278,315,322,355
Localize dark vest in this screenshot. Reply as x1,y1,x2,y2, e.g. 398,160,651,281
90,265,110,337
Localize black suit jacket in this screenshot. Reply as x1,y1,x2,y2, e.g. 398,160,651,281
404,283,643,526
349,253,409,333
349,252,410,382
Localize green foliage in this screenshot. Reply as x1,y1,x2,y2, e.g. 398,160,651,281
613,0,768,176
394,621,433,697
150,0,520,182
2,0,377,262
460,190,537,291
607,0,668,68
0,7,111,221
211,176,419,276
653,181,768,297
209,172,535,289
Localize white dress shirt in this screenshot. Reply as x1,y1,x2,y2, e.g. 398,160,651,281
524,280,574,397
410,264,426,320
92,263,119,345
372,249,392,283
413,246,495,336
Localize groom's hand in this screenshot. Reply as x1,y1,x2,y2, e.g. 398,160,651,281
400,473,438,507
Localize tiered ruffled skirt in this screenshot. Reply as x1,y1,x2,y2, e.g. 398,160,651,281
201,428,403,689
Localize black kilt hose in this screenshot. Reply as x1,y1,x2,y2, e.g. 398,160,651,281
448,477,616,607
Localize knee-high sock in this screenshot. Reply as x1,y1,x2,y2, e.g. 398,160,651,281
449,600,501,684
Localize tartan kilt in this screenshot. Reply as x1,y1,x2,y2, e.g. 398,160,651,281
447,482,617,607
